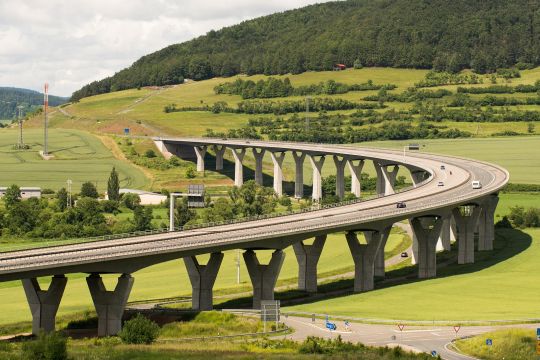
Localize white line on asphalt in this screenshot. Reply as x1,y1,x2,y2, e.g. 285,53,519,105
393,328,443,333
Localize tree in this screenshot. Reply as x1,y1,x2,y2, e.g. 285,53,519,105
173,197,196,227
3,184,21,209
80,182,98,198
107,167,120,201
144,149,157,158
122,193,141,210
353,58,363,69
228,180,276,217
528,122,535,134
119,314,160,344
56,187,68,212
133,205,153,231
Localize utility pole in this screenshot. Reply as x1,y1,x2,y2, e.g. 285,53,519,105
17,105,24,149
305,96,311,131
67,179,72,208
43,82,49,156
236,249,241,284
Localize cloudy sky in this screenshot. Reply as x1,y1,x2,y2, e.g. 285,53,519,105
0,0,331,97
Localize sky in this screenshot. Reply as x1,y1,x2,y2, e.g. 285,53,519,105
0,0,332,97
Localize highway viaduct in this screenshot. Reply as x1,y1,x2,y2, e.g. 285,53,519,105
0,137,508,337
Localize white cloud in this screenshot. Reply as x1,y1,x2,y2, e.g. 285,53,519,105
0,0,331,97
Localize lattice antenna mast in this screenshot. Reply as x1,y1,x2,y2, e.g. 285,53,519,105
43,83,49,156
17,105,24,148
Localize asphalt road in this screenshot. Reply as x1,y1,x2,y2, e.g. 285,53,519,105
281,315,539,360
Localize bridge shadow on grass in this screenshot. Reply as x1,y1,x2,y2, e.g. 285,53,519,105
215,228,532,309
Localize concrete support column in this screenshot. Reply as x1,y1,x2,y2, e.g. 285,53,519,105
292,235,326,293
194,146,207,172
374,228,391,278
478,195,499,251
410,216,444,278
270,152,286,196
243,250,285,309
252,148,265,186
87,274,134,337
410,170,426,187
213,145,226,171
22,275,67,334
374,162,399,196
333,156,347,199
346,227,390,292
348,159,364,198
292,151,306,198
184,252,224,311
437,213,453,251
309,155,325,201
452,206,482,264
232,148,246,187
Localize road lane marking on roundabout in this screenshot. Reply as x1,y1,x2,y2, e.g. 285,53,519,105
392,328,443,333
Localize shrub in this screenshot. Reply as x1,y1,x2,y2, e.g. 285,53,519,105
119,313,160,344
185,166,196,179
100,200,119,214
80,181,99,198
122,193,141,210
144,149,157,158
21,331,68,360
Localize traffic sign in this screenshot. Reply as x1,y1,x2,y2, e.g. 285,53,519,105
486,339,492,346
398,323,405,331
537,328,540,340
430,350,438,357
453,325,461,334
124,128,130,135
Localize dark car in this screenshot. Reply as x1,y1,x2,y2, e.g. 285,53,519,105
400,252,409,258
396,202,406,208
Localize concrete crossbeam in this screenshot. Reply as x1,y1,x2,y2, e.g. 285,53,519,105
22,275,67,334
87,274,134,337
184,252,223,311
232,148,246,187
252,148,266,186
271,152,286,196
292,235,326,293
348,159,364,198
194,146,207,172
309,155,325,201
453,206,482,264
292,151,306,198
333,156,347,199
478,195,499,251
213,145,226,170
243,250,285,309
410,216,444,278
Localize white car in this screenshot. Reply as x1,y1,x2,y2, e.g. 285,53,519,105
472,180,482,189
437,181,444,187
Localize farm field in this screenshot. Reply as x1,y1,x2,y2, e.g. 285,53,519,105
0,128,148,192
0,231,407,325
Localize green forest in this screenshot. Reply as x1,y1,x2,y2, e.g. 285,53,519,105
0,87,67,120
72,0,540,101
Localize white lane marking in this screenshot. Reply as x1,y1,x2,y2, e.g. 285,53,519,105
430,332,442,337
444,341,481,360
393,328,443,333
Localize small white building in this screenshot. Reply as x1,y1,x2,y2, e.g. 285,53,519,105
0,187,42,199
106,189,167,205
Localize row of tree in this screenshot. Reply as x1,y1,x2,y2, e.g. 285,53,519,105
457,81,540,94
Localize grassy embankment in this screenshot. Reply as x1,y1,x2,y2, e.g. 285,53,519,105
454,328,537,360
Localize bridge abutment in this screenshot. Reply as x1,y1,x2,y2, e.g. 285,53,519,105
243,250,285,309
87,274,134,337
184,252,223,311
410,216,444,278
293,235,326,293
292,151,306,198
252,148,265,186
22,275,67,334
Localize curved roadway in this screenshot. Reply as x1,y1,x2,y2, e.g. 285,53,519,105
0,138,509,281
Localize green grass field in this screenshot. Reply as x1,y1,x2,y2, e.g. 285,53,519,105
0,128,148,192
454,328,537,360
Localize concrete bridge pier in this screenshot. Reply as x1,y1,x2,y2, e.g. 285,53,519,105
374,228,391,278
292,151,306,198
213,145,226,170
292,235,326,293
87,274,134,337
194,146,207,172
374,162,399,196
243,250,285,309
252,148,266,186
346,227,390,292
309,155,325,201
271,152,286,196
333,156,347,199
348,159,364,198
453,206,482,264
410,216,444,278
22,275,67,334
410,170,427,187
478,195,499,251
184,252,224,311
437,213,453,251
232,148,246,187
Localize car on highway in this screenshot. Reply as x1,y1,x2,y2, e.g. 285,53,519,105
437,181,444,186
472,180,482,189
440,165,445,170
396,202,406,208
400,252,408,258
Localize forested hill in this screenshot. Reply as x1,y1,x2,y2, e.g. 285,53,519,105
0,87,68,120
72,0,540,101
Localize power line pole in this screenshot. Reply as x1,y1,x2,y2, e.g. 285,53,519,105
17,105,24,149
67,179,72,208
43,82,49,156
305,96,311,131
